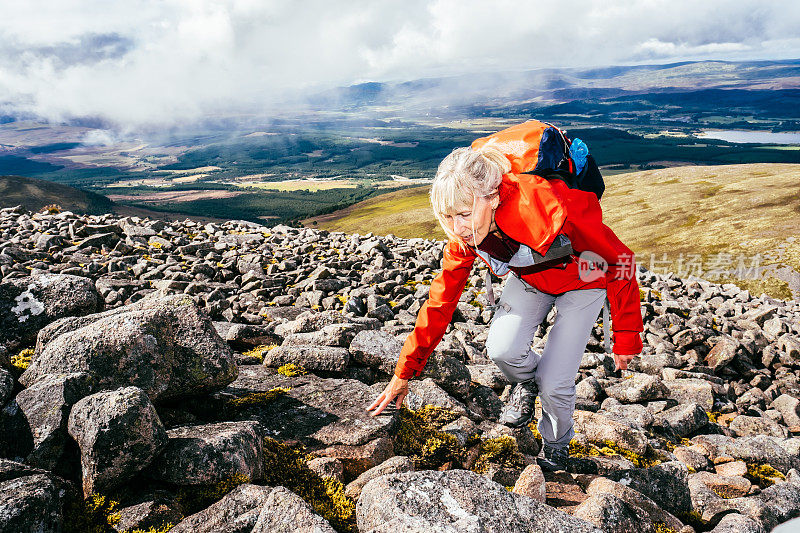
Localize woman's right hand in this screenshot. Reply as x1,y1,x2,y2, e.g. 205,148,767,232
366,375,409,416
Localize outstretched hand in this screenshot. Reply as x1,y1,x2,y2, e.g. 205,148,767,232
613,353,637,371
366,375,409,416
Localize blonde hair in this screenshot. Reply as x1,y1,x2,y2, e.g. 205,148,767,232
430,145,511,251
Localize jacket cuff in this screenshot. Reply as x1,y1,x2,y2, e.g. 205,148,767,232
612,331,643,356
394,363,422,380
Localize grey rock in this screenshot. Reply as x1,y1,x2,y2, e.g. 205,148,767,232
467,364,509,390
0,273,100,351
345,455,415,501
652,402,709,438
21,294,238,403
406,378,469,416
0,474,67,533
691,434,800,473
605,373,670,403
250,486,337,532
356,469,602,532
169,483,273,533
573,492,651,533
466,383,505,421
730,415,787,438
663,378,715,411
15,372,93,470
147,420,263,486
772,394,800,427
114,489,184,533
210,365,397,447
349,329,401,374
67,386,167,496
421,352,472,400
0,368,13,405
263,344,350,373
584,477,684,532
606,461,692,517
573,410,649,455
712,513,765,532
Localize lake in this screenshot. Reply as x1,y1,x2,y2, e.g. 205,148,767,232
697,130,800,144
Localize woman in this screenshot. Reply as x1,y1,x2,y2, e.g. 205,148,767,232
367,126,644,471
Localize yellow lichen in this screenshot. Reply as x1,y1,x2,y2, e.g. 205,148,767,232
706,411,721,424
569,440,601,458
277,363,307,377
394,406,465,470
594,440,661,468
746,462,785,487
242,344,277,362
125,526,174,533
653,523,678,533
262,437,356,533
11,348,33,371
63,493,120,533
226,387,290,409
471,436,525,475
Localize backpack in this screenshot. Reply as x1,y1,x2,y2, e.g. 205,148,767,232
471,119,606,201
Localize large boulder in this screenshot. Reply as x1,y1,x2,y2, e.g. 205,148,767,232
67,386,168,496
15,372,93,470
0,474,68,533
0,274,100,351
169,483,273,533
206,365,397,449
20,294,238,403
250,486,337,533
147,421,263,485
356,469,602,532
606,461,692,517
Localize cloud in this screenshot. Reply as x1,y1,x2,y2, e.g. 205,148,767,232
0,0,798,128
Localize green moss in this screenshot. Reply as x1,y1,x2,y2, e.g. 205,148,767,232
277,363,307,377
63,493,121,533
262,437,356,533
175,473,251,518
394,406,465,470
471,436,525,475
746,462,785,487
226,387,290,410
11,348,33,371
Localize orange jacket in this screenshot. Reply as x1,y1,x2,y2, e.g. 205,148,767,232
394,171,644,379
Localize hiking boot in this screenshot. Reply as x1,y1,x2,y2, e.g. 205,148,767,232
498,378,538,428
537,443,569,472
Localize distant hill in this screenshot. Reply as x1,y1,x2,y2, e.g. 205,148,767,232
302,164,800,300
0,175,114,215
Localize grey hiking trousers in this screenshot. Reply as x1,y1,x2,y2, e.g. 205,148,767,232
485,273,606,447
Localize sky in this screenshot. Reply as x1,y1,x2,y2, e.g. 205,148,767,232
1,0,800,128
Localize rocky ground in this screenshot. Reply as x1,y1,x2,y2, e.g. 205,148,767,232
1,204,800,532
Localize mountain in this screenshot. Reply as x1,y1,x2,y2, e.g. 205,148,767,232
0,174,113,215
302,163,800,300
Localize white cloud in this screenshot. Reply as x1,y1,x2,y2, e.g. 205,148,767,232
0,0,798,128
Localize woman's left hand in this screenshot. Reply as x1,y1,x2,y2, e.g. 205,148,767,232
613,353,637,371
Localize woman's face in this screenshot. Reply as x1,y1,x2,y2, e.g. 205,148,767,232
442,193,499,246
